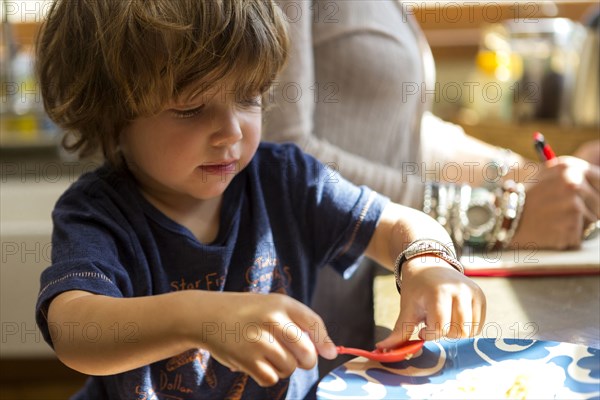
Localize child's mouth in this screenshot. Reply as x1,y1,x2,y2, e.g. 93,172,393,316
199,162,239,174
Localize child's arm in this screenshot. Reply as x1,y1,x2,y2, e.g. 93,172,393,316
364,202,487,347
47,289,336,386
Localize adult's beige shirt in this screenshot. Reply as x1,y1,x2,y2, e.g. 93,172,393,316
263,0,468,208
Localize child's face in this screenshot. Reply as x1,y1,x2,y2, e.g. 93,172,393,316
120,82,262,204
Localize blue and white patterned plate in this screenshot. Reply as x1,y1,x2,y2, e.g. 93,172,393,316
317,338,600,399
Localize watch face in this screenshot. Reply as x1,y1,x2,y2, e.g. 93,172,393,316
466,205,494,228
464,188,498,244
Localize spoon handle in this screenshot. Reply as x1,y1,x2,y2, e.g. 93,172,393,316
335,346,371,358
335,340,425,362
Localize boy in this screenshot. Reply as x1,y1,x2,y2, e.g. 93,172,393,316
35,0,485,398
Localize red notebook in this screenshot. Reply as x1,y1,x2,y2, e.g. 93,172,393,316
460,236,600,277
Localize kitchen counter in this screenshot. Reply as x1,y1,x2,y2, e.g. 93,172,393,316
0,178,72,357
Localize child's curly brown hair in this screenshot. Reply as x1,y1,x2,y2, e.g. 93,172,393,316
36,0,289,167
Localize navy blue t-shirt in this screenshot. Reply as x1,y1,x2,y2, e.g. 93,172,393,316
35,143,389,399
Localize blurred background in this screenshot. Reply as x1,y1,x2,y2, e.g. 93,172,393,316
1,1,598,398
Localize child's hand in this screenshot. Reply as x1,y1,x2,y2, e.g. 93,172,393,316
376,256,486,349
198,292,336,387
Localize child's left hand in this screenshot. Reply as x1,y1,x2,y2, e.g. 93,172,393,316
376,255,486,349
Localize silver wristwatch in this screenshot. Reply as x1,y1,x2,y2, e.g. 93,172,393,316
462,187,498,248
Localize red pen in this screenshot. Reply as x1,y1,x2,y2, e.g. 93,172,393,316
533,132,556,161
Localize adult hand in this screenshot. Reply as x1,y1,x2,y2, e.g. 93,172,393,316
511,156,600,249
573,139,600,166
198,292,336,387
376,256,486,349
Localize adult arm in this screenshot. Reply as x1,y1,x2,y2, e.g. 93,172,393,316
422,113,600,249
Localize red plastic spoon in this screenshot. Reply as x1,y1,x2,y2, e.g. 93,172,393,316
336,340,425,362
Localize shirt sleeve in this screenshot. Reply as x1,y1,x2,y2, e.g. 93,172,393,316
35,181,134,347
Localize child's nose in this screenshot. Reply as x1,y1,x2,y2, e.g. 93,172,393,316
210,110,243,147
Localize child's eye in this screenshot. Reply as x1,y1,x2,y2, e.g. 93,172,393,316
238,97,261,108
171,104,205,119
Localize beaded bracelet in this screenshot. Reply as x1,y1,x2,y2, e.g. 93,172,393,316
394,239,464,294
424,182,461,240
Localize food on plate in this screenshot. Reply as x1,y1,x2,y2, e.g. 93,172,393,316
405,359,567,399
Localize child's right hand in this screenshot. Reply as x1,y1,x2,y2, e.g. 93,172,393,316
196,292,336,387
45,290,336,379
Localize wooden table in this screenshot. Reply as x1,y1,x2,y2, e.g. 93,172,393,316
374,273,600,349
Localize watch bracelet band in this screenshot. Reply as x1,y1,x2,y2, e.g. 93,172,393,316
488,180,526,250
423,179,526,251
394,239,463,294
